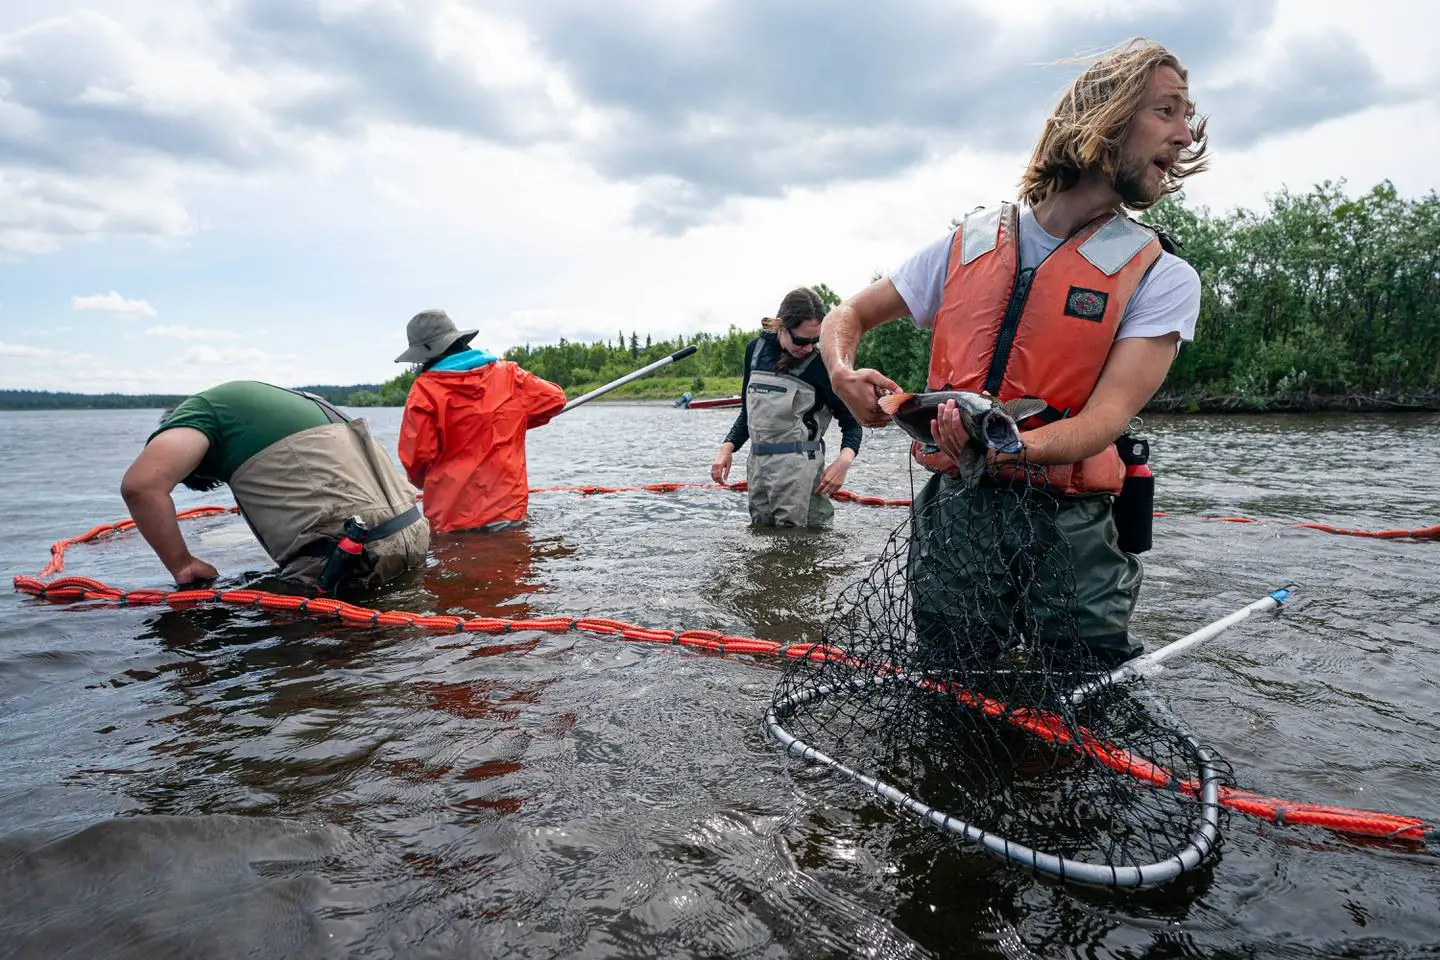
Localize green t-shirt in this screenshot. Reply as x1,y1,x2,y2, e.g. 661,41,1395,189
150,381,333,481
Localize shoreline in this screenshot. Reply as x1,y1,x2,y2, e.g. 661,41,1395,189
3,391,1438,415
1143,390,1440,415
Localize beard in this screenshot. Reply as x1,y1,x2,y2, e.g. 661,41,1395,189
1113,157,1164,206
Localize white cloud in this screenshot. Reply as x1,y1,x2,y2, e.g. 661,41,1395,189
180,344,299,366
71,290,157,317
0,340,175,389
146,324,242,340
0,0,1435,394
0,337,325,393
0,169,195,256
0,9,282,255
0,341,79,362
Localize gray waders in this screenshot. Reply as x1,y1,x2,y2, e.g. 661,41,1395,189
744,350,834,529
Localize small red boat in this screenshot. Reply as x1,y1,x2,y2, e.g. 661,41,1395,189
682,395,741,409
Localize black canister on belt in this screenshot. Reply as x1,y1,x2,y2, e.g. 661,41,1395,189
316,515,370,596
1113,432,1153,554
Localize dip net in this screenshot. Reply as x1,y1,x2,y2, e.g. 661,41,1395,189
767,470,1229,887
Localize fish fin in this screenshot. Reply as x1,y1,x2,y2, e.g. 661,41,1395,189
1000,397,1049,423
876,392,915,416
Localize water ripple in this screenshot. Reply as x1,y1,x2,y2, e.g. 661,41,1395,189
1,406,1437,958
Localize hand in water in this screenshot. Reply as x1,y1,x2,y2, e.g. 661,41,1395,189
710,447,734,484
173,557,219,588
817,458,850,497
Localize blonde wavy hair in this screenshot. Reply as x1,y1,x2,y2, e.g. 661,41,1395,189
1018,38,1209,211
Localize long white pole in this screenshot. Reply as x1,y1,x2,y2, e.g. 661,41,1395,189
558,345,700,414
1068,584,1295,705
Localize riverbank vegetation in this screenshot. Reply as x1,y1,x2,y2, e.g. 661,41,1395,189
6,181,1435,413
1146,180,1439,412
412,180,1440,413
0,384,378,411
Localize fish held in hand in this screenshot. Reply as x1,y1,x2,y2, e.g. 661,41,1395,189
876,391,1047,454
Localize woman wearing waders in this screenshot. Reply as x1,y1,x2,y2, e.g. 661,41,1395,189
710,288,863,529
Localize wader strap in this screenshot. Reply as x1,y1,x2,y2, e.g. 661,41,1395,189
359,503,423,542
753,440,823,456
1026,399,1070,426
296,391,352,424
296,503,424,559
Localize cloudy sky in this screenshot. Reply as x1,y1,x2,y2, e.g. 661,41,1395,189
2,0,1436,394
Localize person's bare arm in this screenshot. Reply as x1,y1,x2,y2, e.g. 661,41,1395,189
933,334,1180,463
1020,334,1179,462
119,427,218,584
821,279,910,427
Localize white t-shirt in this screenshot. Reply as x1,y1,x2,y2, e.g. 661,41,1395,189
889,205,1200,342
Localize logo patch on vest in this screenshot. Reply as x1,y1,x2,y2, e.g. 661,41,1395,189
1064,286,1109,322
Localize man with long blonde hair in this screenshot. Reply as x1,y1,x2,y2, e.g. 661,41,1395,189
822,38,1207,667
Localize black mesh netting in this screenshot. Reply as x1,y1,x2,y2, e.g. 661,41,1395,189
768,470,1233,887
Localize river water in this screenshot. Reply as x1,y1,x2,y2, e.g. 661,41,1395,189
1,406,1436,959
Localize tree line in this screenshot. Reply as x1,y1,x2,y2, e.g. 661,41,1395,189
372,179,1439,411
0,384,380,411
0,389,189,410
1145,180,1439,409
7,181,1435,412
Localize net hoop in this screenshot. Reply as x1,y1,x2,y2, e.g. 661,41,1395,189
765,672,1224,888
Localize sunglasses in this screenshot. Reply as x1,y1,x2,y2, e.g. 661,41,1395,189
786,331,821,347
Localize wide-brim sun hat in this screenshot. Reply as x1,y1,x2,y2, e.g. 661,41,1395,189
395,309,479,363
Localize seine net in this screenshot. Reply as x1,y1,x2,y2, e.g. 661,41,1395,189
767,468,1230,887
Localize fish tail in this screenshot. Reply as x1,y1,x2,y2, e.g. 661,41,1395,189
877,392,915,415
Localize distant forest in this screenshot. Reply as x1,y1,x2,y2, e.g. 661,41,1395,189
496,180,1440,412
405,180,1440,412
0,384,379,411
8,180,1438,413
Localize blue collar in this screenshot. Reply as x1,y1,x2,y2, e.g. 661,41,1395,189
431,348,497,372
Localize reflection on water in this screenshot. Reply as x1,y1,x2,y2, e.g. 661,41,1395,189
704,524,871,647
0,406,1437,959
425,526,576,620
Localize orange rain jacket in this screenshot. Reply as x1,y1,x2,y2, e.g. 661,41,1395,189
399,360,567,533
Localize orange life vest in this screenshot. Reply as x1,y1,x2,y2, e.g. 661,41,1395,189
916,202,1163,494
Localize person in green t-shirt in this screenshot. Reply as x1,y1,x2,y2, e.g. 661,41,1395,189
121,380,429,589
146,381,334,488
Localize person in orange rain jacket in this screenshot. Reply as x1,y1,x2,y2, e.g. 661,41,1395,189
396,309,567,533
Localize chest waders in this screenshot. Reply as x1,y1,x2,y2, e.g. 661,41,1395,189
744,349,834,529
228,391,429,593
